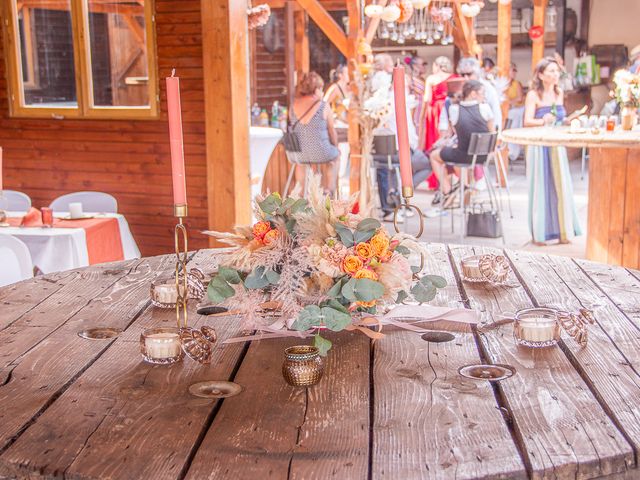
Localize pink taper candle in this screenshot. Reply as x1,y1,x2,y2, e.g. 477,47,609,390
166,70,187,206
392,66,413,190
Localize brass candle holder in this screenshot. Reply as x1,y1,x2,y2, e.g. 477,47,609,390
392,185,425,276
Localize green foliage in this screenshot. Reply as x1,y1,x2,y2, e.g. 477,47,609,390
334,223,354,247
356,218,381,231
314,333,332,356
207,275,235,303
410,275,446,303
341,278,384,302
258,193,282,215
244,266,280,289
217,266,242,284
395,245,411,256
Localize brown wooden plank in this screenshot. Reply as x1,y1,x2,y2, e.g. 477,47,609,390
0,251,243,479
622,150,640,268
587,148,615,265
0,256,174,461
449,244,634,479
184,333,370,479
506,249,640,467
372,243,527,480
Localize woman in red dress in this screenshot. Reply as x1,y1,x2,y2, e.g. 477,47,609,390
423,56,456,151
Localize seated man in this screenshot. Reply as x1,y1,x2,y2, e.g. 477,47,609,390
430,80,495,208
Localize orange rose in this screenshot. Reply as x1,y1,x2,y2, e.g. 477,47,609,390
252,221,271,239
369,232,390,257
355,242,374,260
355,300,376,308
354,268,378,281
342,255,363,275
263,229,280,245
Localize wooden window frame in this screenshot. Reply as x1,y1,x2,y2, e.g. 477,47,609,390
2,0,159,120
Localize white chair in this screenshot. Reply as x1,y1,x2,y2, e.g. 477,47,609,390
50,191,118,213
0,236,33,286
1,190,31,213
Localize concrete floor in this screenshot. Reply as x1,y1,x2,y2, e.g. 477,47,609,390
380,156,589,259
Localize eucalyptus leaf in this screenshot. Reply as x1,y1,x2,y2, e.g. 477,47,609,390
423,274,447,288
410,265,421,274
276,197,296,214
314,333,332,356
396,290,409,304
265,269,281,284
395,245,411,256
218,266,242,284
334,223,354,247
411,281,437,303
258,193,281,215
356,218,381,232
320,306,352,332
341,277,358,301
353,279,384,302
207,276,235,303
285,218,296,234
354,229,376,244
327,279,345,299
326,299,349,314
244,266,270,289
291,198,309,214
292,305,322,330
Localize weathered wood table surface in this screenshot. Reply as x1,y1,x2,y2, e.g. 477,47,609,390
501,126,640,270
1,244,640,480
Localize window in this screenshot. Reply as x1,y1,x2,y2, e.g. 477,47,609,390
3,0,158,119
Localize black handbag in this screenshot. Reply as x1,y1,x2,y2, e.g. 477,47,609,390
466,206,502,238
282,100,319,153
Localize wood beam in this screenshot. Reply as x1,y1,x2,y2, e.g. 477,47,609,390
496,0,511,77
20,0,143,16
201,0,251,242
346,0,362,198
294,0,348,57
294,10,310,73
453,0,477,57
364,0,388,45
284,1,296,106
122,14,146,48
531,0,547,71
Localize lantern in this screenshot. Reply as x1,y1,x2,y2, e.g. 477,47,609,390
381,4,401,22
412,0,430,9
364,4,384,18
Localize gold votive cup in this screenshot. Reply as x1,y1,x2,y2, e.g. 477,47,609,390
140,327,183,365
282,345,324,387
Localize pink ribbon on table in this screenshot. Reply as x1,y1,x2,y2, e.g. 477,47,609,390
222,305,480,345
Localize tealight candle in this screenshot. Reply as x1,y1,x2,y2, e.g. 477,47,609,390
513,308,560,348
69,202,83,219
140,327,183,365
150,279,179,308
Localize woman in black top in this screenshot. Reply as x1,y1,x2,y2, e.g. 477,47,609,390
429,80,495,204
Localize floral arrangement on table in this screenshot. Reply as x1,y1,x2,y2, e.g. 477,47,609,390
613,69,640,109
204,176,445,354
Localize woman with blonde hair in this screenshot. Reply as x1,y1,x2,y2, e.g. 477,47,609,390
423,56,457,151
289,71,340,193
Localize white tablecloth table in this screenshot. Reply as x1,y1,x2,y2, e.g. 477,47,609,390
0,212,140,274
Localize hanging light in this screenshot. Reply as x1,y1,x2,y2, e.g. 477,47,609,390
411,0,430,9
397,0,414,23
364,4,384,18
381,4,401,22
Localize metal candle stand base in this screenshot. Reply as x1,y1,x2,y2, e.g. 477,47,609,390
392,186,425,276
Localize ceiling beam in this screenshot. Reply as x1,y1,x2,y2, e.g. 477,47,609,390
294,0,348,56
364,0,388,45
453,0,478,57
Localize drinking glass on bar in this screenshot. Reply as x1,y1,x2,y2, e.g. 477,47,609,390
41,207,53,228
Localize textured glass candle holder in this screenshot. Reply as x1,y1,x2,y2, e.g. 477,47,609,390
140,327,183,365
513,308,561,348
282,346,324,387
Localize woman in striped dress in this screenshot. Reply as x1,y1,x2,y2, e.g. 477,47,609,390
524,57,582,245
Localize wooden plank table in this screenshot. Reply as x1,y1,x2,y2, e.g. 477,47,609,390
501,126,640,270
1,245,639,479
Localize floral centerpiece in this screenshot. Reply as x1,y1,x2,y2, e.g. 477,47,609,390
613,69,640,130
204,176,445,354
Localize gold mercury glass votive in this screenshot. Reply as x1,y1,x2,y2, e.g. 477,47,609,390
140,327,183,365
282,345,324,387
513,308,561,348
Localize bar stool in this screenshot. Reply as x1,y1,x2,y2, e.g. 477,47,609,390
438,132,503,243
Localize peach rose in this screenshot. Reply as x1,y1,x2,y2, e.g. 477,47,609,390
252,221,271,239
355,242,374,260
342,255,363,275
354,268,378,281
262,228,279,245
369,232,390,257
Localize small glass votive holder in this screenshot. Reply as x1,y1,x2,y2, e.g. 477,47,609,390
150,278,180,308
282,345,324,387
140,327,183,365
513,308,561,348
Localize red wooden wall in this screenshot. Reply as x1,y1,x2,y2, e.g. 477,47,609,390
0,0,208,257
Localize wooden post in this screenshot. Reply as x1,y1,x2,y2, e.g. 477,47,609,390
555,0,566,57
201,0,252,242
452,0,479,58
496,0,511,129
531,0,547,71
285,1,295,106
347,0,362,198
294,9,310,74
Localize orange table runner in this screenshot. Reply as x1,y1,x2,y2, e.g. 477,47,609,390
7,217,124,265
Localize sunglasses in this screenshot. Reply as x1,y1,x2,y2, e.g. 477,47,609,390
460,72,473,77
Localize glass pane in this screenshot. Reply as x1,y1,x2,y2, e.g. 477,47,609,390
86,0,150,107
15,1,78,107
